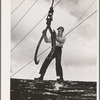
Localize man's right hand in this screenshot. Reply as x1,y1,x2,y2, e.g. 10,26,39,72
52,30,56,39
42,29,47,36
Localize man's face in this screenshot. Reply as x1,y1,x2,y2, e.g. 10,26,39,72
58,29,63,37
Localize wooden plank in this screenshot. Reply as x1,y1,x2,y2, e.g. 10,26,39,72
11,79,96,100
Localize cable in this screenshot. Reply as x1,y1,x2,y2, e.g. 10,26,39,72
70,0,96,29
64,10,97,36
11,0,62,77
29,66,40,78
11,0,96,77
11,0,95,52
11,0,25,14
10,46,51,77
11,0,62,52
30,10,97,78
11,0,39,31
11,14,47,52
10,10,97,78
53,0,62,7
10,59,34,78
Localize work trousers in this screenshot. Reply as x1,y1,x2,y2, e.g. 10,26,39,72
39,46,63,77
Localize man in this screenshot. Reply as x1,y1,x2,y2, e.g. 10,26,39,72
35,26,66,81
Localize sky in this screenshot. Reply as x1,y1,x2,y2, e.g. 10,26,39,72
11,0,98,81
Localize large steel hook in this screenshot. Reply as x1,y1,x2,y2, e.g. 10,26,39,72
34,27,48,64
34,26,56,64
34,0,55,64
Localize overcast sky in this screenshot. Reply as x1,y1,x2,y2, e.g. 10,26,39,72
11,0,97,81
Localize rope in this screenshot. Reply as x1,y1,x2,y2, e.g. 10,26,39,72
11,0,25,14
10,10,97,78
11,0,62,52
11,0,39,31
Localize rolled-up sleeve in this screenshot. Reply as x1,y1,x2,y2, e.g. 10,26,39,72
56,36,66,44
44,36,51,43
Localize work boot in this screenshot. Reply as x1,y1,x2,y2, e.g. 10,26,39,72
34,74,44,81
57,76,64,82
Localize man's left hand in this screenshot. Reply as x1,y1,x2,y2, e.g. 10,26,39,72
52,30,56,39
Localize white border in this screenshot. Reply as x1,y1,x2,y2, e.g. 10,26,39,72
97,0,99,100
1,0,10,100
1,0,99,100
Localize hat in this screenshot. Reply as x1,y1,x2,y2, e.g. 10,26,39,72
57,26,64,32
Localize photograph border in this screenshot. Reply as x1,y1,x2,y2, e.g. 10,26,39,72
1,0,10,100
1,0,99,100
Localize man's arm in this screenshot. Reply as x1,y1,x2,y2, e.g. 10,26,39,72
42,26,56,43
56,36,66,44
44,35,51,43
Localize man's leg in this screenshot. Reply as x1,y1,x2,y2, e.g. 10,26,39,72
55,47,63,81
37,50,54,80
39,57,53,77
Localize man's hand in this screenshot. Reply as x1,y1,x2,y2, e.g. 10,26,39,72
42,29,47,36
51,30,56,39
56,35,66,44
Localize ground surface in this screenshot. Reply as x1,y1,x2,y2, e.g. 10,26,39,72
11,79,96,100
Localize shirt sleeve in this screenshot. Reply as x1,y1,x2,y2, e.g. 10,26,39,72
44,36,51,43
56,36,66,44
